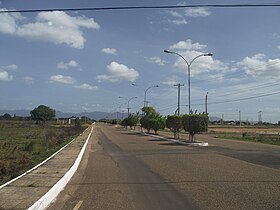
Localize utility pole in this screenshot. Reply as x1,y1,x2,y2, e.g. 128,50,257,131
239,110,241,127
174,83,184,116
258,111,262,124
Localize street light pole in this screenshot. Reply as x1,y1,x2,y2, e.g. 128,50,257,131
164,50,213,115
119,96,137,116
205,92,208,114
144,85,159,107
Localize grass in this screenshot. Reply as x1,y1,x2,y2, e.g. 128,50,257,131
0,120,85,185
215,132,280,146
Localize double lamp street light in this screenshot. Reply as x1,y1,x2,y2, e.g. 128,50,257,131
119,96,137,116
164,50,213,115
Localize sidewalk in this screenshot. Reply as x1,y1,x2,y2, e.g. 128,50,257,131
0,126,92,210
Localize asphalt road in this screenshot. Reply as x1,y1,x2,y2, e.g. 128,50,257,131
48,124,280,210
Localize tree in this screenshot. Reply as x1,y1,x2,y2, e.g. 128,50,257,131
2,113,12,120
166,115,182,139
140,106,165,134
122,114,139,129
182,114,208,142
30,105,56,124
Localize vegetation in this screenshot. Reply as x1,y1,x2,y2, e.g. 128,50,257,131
0,120,84,185
182,114,208,142
140,107,165,134
121,114,139,129
215,132,280,146
166,115,182,139
30,105,56,125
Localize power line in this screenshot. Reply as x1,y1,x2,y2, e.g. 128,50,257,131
193,90,280,106
1,4,280,13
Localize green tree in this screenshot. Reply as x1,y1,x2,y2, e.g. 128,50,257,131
122,114,139,129
2,113,12,120
182,114,208,142
140,107,165,134
166,115,182,139
30,105,56,124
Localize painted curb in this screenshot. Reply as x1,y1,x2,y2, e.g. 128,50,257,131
0,127,89,190
132,130,208,146
27,126,93,210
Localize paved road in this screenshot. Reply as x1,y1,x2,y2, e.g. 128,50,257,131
48,124,280,210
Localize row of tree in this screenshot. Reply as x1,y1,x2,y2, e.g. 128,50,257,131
118,106,208,142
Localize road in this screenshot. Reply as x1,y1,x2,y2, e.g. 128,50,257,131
48,124,280,210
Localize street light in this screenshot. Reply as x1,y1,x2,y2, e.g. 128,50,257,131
119,96,137,115
164,50,213,114
144,85,159,107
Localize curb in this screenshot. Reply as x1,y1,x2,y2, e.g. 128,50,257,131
27,126,93,210
0,127,89,190
131,130,208,146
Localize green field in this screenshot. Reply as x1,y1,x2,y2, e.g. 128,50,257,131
0,121,85,185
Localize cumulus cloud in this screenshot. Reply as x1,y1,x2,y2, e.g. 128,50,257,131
0,70,13,81
49,75,76,84
74,83,98,90
0,7,100,49
57,60,80,70
146,56,167,66
96,61,139,82
170,39,206,51
239,54,280,78
0,8,23,34
101,48,117,55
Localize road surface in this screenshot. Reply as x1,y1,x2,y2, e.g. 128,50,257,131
48,124,280,209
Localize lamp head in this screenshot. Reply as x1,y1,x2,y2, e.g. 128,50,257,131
164,49,171,53
204,53,213,56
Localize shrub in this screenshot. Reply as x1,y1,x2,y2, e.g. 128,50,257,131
166,115,182,139
182,114,208,142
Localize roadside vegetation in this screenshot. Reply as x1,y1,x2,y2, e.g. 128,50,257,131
213,132,280,146
0,105,88,185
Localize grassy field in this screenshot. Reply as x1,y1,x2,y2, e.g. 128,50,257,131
0,120,85,185
208,125,280,146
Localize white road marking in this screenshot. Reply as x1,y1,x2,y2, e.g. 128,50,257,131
73,200,83,210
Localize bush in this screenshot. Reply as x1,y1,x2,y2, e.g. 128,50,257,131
182,114,208,142
166,115,182,139
140,107,165,134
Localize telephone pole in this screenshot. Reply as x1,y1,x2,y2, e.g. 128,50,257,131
258,111,262,124
174,83,184,116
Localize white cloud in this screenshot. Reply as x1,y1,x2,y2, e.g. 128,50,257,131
184,8,211,17
146,56,167,66
57,60,80,70
0,70,13,81
277,46,280,50
96,61,139,82
170,39,207,51
49,75,76,84
23,76,34,85
101,48,117,55
168,39,227,77
1,10,100,49
239,54,280,78
167,18,188,25
0,8,23,34
5,64,18,71
74,83,98,90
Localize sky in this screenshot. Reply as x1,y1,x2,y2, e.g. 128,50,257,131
0,0,280,122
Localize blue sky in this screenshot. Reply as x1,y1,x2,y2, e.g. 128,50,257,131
0,0,280,122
